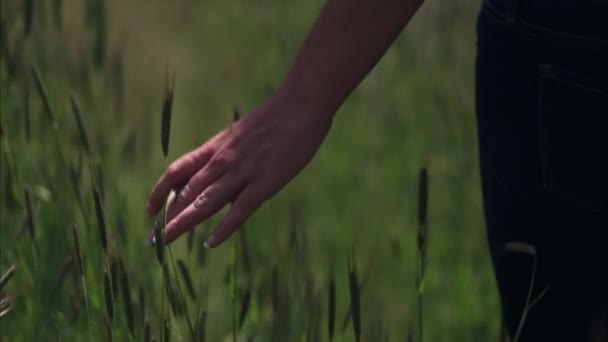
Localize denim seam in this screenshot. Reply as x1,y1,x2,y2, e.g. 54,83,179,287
536,65,608,215
482,2,608,51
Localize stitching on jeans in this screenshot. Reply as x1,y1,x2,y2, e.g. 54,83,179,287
482,2,608,51
540,65,608,95
536,65,608,215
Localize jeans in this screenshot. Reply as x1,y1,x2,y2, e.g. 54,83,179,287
475,0,608,340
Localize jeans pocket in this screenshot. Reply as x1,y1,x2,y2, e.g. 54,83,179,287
538,64,608,214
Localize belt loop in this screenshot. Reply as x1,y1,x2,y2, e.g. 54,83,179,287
506,0,519,23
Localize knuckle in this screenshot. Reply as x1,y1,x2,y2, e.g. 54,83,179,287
228,130,242,147
212,149,237,170
251,181,271,201
211,155,228,170
230,203,246,218
166,163,180,179
175,185,190,203
193,193,209,210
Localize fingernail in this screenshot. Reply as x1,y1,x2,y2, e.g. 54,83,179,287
147,231,156,246
204,235,215,249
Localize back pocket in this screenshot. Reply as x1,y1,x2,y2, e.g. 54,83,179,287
538,64,608,214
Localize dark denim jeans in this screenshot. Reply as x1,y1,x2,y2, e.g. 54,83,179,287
476,0,608,340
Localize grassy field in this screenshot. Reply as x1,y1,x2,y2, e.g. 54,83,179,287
0,0,501,340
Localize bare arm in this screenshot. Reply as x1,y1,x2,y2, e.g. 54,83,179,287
146,0,424,248
280,0,424,115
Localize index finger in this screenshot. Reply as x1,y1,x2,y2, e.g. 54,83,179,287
146,147,213,215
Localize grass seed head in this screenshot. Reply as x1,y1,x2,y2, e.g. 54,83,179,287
163,263,183,317
51,254,74,296
177,259,196,301
195,309,207,342
23,0,34,37
24,79,31,143
92,188,108,252
238,288,251,329
417,166,428,227
153,217,164,264
103,267,114,321
24,188,35,241
70,94,91,155
187,229,195,254
72,225,84,275
417,166,429,267
119,259,134,336
110,257,120,297
31,66,55,124
161,65,175,158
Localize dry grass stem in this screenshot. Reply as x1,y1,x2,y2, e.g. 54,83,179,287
0,263,17,291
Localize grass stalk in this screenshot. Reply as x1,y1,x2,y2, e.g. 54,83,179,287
503,242,551,342
72,225,92,338
119,259,135,336
416,166,428,342
347,250,361,342
328,266,336,341
231,235,238,341
177,260,196,301
69,94,91,155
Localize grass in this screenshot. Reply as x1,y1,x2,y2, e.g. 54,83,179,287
0,0,500,340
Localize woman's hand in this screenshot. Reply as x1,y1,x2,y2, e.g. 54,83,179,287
146,0,423,248
146,94,333,248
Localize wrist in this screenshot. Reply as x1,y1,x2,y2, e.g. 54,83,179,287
271,73,341,121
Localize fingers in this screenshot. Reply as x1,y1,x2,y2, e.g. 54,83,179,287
165,155,230,223
146,148,213,215
204,184,265,248
164,172,245,244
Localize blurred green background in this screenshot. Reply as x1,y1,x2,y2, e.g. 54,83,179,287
0,0,501,340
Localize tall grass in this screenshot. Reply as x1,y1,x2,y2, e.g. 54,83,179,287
0,0,500,340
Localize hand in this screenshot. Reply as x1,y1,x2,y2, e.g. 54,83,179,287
146,94,333,248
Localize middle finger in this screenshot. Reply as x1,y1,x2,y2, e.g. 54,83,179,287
164,171,246,243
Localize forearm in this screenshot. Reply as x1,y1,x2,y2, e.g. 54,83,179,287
275,0,424,115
